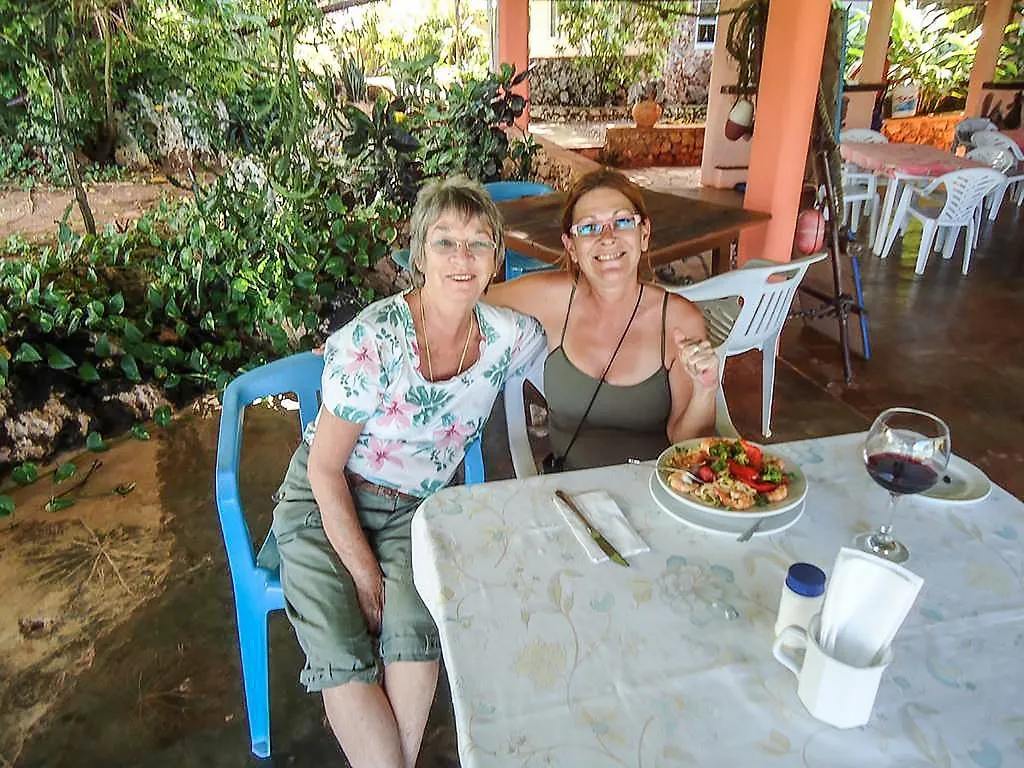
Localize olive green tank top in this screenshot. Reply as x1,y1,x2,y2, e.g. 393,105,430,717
544,282,672,471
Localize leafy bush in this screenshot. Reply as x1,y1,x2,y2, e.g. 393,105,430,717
0,162,394,399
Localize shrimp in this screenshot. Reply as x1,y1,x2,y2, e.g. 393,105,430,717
763,485,789,503
668,470,699,495
715,485,756,510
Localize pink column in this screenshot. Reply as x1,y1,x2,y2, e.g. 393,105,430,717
497,0,531,128
739,0,831,265
846,0,895,129
965,0,1014,117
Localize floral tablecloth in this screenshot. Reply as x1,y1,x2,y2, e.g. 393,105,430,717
839,142,984,177
412,432,1024,767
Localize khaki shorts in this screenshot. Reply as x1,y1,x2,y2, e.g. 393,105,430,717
258,443,440,692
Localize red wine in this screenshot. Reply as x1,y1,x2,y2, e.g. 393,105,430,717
866,452,938,495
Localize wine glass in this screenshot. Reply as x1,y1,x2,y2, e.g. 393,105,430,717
854,407,951,563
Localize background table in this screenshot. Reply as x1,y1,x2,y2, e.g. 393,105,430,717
412,433,1024,767
498,189,769,275
839,142,984,256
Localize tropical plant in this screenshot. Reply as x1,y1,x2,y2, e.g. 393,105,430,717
418,63,531,183
554,0,687,101
844,0,980,115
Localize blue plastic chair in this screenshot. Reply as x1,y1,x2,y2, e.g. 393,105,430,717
483,181,556,281
215,352,484,757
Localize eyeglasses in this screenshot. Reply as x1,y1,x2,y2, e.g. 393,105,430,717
428,237,496,258
569,214,642,238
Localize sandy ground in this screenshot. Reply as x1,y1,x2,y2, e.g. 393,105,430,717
0,435,175,763
0,179,191,244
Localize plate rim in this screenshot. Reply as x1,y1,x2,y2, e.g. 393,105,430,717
918,454,992,505
655,438,808,519
649,472,805,536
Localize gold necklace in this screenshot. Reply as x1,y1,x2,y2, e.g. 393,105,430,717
418,292,475,381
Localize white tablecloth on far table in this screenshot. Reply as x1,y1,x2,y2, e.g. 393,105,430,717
411,433,1024,767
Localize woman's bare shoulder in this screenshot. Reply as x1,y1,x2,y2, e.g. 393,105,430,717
660,287,708,336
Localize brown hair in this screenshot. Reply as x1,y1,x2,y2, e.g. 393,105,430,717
559,168,651,275
560,168,650,236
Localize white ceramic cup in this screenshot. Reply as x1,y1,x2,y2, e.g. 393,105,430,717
772,614,892,729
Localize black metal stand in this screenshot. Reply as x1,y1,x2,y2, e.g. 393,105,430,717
791,148,867,385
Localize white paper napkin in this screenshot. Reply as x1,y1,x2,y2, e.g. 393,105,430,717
553,491,649,564
820,547,924,667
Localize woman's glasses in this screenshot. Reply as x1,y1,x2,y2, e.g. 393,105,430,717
428,237,497,258
569,214,641,238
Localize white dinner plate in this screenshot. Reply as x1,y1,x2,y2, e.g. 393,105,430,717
649,473,805,537
655,438,808,519
919,454,992,505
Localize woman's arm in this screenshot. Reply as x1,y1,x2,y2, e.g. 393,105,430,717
484,270,569,333
665,296,718,442
307,410,385,633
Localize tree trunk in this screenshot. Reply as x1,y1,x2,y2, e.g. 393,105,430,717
49,65,97,236
102,6,116,161
455,0,462,65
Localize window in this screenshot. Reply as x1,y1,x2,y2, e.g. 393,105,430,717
549,1,560,38
695,0,718,50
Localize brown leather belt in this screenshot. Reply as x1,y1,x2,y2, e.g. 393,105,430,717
345,471,420,503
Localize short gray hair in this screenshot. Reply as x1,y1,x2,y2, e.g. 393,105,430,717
407,176,505,287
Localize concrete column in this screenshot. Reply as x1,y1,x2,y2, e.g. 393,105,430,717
738,0,831,265
846,0,895,129
700,0,752,189
497,0,531,127
966,0,1014,117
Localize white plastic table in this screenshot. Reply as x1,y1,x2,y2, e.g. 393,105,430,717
412,433,1024,767
839,142,984,257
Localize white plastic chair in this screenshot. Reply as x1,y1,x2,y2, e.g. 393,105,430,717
965,146,1019,221
951,117,996,153
880,168,1005,275
673,254,826,438
841,168,881,240
970,131,1024,162
969,133,1024,211
839,129,888,144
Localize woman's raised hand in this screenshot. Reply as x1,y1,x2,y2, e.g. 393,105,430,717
674,330,719,392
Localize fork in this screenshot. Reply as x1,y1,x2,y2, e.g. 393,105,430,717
736,517,765,542
627,457,702,484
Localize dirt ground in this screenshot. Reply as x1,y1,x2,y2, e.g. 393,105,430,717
0,179,192,244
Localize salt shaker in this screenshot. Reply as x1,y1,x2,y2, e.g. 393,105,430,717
774,562,826,637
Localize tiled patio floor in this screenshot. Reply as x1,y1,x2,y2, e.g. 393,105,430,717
4,188,1022,768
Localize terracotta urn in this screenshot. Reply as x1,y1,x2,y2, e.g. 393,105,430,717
632,100,662,129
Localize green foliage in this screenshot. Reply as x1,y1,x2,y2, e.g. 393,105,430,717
554,0,687,98
335,6,490,80
845,0,981,115
54,462,77,483
417,64,532,183
12,462,39,485
0,495,13,517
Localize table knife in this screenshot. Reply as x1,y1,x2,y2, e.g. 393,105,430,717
554,489,630,567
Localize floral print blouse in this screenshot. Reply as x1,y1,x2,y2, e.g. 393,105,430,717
304,291,546,498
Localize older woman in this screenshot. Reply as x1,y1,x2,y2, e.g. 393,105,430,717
485,168,719,471
261,176,544,767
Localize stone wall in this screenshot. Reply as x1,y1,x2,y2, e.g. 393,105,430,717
662,15,714,104
881,113,960,150
528,57,629,107
530,104,708,124
602,125,705,168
